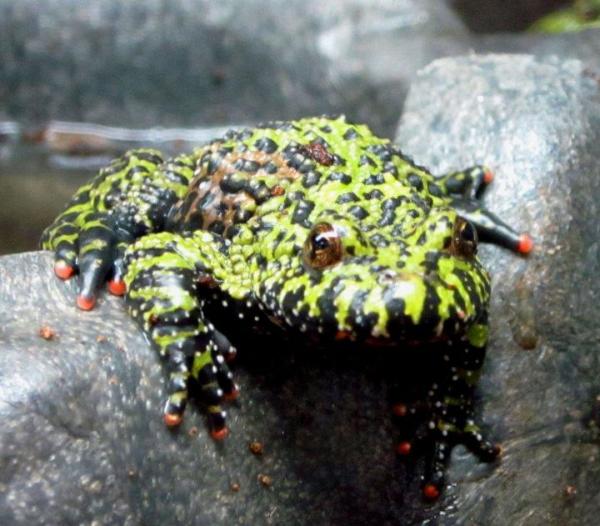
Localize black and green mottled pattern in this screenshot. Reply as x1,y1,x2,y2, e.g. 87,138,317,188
41,115,529,497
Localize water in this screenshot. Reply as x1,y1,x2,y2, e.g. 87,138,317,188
0,121,238,255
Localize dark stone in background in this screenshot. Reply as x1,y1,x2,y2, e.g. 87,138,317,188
0,0,467,137
2,54,600,525
1,0,598,140
452,0,570,32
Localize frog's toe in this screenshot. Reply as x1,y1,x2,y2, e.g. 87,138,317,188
212,349,239,401
54,257,77,280
77,235,114,310
421,439,452,501
107,248,127,296
191,350,230,439
420,423,499,500
462,422,502,461
163,407,184,427
209,412,229,440
163,364,190,428
212,329,237,362
517,233,534,255
392,400,427,457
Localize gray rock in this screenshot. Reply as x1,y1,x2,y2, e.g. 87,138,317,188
2,53,600,526
476,29,600,73
0,251,431,526
0,0,467,138
396,54,600,525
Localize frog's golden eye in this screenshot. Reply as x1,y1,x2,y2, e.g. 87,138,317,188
451,217,478,258
303,222,343,270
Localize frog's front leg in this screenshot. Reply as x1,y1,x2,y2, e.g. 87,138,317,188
41,150,195,308
396,320,500,500
124,231,238,439
435,166,533,255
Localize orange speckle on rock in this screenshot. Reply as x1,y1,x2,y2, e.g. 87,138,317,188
423,483,440,500
396,441,412,455
392,403,408,417
257,473,273,487
249,440,264,455
39,325,57,340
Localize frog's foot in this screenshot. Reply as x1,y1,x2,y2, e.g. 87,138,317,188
161,342,239,438
124,231,239,439
437,164,534,255
453,200,534,255
436,165,494,200
43,207,119,309
394,402,500,500
421,418,500,500
41,149,192,308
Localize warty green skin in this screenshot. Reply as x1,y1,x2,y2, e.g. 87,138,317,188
41,115,528,497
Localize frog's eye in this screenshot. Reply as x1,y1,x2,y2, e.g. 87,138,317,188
303,222,343,270
451,218,478,258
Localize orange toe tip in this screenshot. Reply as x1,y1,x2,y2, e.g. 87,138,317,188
211,427,229,441
76,295,96,311
224,387,240,401
108,279,127,296
163,412,183,427
423,483,441,501
54,261,75,280
517,233,534,255
395,441,412,455
483,169,494,184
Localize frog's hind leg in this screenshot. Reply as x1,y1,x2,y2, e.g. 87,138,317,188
124,231,237,438
435,166,533,255
395,321,500,500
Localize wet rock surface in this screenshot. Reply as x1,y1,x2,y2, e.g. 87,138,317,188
2,54,600,525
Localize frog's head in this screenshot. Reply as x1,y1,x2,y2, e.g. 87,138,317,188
254,207,490,343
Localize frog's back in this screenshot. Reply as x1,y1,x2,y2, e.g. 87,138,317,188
167,116,444,238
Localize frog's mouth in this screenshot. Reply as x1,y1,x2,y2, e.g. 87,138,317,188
272,262,490,344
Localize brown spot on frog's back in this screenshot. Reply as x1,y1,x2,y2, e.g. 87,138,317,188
302,141,334,166
170,147,303,235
